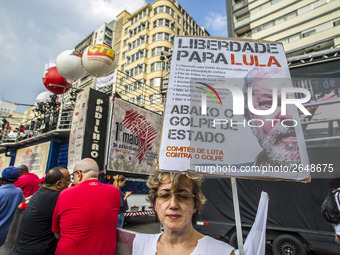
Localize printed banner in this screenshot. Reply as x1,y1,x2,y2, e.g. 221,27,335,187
159,36,310,180
107,98,163,175
82,89,109,169
68,89,90,170
96,70,116,90
0,153,11,175
14,141,51,178
68,88,109,170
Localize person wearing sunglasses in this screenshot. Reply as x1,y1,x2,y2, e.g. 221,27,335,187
52,158,121,255
132,171,235,255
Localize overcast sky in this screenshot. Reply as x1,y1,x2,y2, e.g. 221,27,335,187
0,0,227,113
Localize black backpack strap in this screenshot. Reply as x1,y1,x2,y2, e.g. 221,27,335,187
335,190,340,209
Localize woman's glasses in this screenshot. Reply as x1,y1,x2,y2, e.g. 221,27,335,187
156,191,195,202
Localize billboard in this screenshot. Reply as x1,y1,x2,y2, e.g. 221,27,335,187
107,98,163,175
159,36,311,180
0,153,11,176
14,141,51,178
68,88,109,170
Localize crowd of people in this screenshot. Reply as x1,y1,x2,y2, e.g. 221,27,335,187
1,157,339,254
0,159,237,255
0,100,74,145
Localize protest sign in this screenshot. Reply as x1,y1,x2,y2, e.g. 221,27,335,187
159,36,310,180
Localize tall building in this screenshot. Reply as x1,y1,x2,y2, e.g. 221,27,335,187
0,100,24,134
229,0,340,57
67,0,209,114
0,100,16,119
113,0,210,113
73,20,116,93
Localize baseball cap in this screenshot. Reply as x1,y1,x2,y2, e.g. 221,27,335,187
2,166,20,182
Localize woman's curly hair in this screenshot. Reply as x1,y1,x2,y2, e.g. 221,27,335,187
146,171,206,225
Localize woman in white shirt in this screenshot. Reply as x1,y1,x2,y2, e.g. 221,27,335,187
132,171,235,255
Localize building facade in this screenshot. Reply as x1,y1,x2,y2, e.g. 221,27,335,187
229,0,340,57
73,20,116,93
113,0,210,113
0,100,16,119
65,0,209,114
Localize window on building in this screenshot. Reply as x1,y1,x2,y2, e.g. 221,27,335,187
153,19,174,30
250,1,279,15
298,4,312,15
128,64,144,77
136,95,143,105
127,50,147,65
252,11,297,34
313,0,328,9
124,85,129,94
271,0,282,4
149,94,162,105
131,8,149,25
129,22,148,37
279,32,301,44
288,34,300,43
151,62,163,72
149,95,154,105
150,77,162,88
154,6,174,17
285,12,297,22
302,29,316,38
128,36,148,51
152,32,172,43
263,21,274,30
151,47,170,57
334,19,340,27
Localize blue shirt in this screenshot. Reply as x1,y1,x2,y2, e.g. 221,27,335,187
0,184,25,246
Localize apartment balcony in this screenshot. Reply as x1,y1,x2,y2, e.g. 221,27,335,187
235,16,250,30
233,0,248,12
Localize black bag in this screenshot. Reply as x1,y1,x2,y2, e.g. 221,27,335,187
321,190,340,224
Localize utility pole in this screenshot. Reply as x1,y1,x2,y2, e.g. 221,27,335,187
226,0,235,37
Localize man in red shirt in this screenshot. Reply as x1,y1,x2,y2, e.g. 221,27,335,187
14,165,41,197
52,158,120,255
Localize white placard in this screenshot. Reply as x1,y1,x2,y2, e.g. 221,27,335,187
159,36,310,181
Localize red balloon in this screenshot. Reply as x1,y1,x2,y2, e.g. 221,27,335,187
42,66,72,94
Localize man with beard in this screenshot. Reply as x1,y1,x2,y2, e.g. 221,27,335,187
243,68,301,167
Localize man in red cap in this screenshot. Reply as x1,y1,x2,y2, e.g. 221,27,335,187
0,166,25,246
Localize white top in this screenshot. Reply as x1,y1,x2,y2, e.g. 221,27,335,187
132,233,234,255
